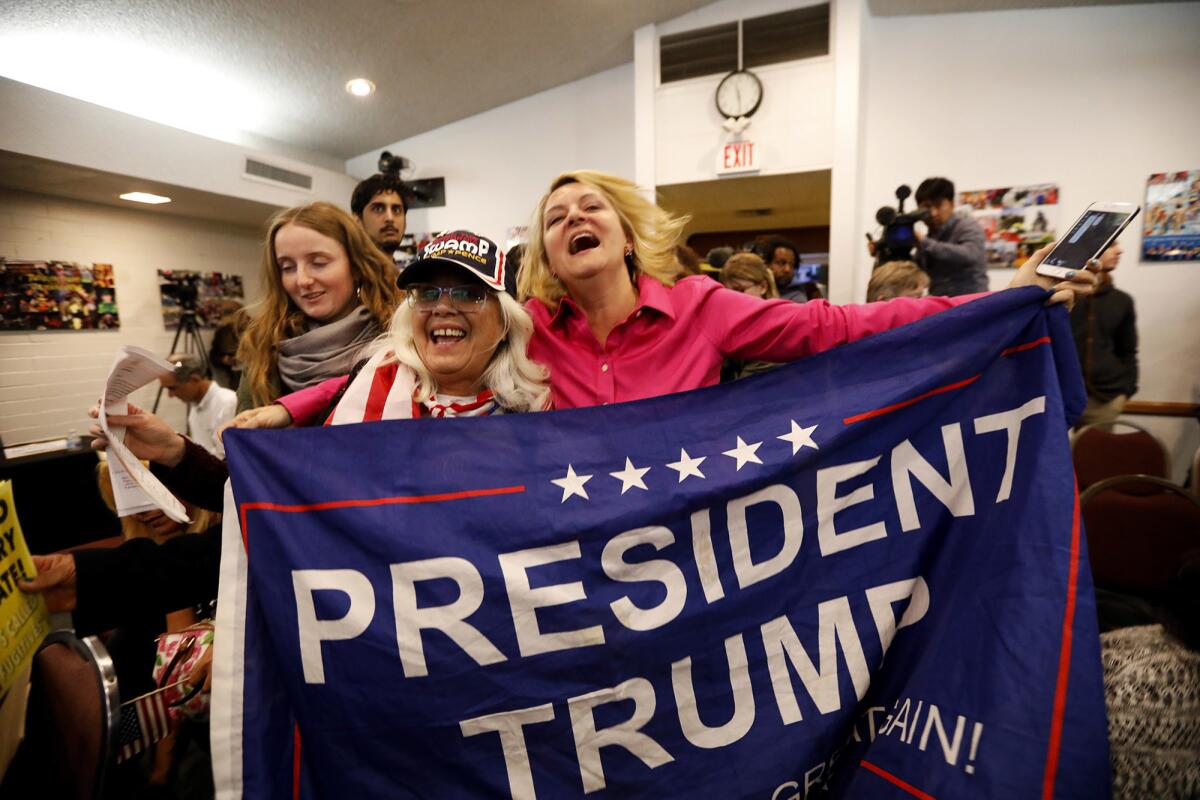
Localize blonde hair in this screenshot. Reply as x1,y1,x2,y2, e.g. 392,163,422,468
374,291,550,413
97,460,219,542
867,261,930,302
239,202,401,407
720,252,779,298
519,170,690,309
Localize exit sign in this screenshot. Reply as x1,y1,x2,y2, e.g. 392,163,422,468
716,139,761,176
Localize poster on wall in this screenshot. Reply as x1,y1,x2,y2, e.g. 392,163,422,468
958,183,1059,269
505,226,528,250
158,270,245,329
0,260,119,331
1142,170,1200,261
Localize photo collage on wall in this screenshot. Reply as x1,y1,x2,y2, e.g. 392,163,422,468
1143,170,1200,262
958,183,1059,269
157,270,245,329
393,232,436,269
0,260,119,331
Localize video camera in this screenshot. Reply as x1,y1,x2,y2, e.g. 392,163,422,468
378,150,411,177
872,185,930,264
162,272,202,313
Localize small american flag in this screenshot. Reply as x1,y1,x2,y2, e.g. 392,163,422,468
116,683,177,762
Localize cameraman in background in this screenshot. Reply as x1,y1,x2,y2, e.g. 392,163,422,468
912,177,987,296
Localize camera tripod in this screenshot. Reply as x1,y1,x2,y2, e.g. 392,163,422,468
151,306,211,414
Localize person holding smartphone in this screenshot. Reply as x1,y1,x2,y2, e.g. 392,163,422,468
1069,239,1138,427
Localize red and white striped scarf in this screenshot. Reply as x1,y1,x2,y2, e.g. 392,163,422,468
326,349,498,425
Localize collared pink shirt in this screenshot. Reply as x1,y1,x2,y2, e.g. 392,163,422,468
526,274,979,409
278,275,980,420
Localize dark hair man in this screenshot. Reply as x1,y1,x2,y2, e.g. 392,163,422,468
1069,240,1138,427
912,177,987,296
350,174,409,255
757,236,807,302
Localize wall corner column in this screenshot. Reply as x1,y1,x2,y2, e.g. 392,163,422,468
633,24,657,199
828,0,870,304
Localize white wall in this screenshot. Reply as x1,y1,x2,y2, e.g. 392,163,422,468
854,1,1200,480
345,64,636,245
0,188,263,445
651,0,836,187
0,78,357,210
654,58,835,186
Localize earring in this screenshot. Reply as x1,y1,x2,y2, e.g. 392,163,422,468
624,244,634,257
355,285,362,299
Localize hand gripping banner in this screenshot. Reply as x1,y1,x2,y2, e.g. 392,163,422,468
212,288,1109,799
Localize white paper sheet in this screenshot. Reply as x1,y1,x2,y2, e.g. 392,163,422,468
99,346,190,523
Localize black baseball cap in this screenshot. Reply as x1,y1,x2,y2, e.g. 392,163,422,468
397,230,507,292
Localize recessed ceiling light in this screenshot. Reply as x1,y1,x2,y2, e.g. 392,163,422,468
345,78,375,97
120,191,172,204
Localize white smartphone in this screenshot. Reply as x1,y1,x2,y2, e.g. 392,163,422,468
1035,202,1140,280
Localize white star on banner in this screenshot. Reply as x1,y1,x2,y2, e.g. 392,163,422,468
609,458,651,494
551,464,592,503
666,449,706,482
722,436,763,471
778,421,819,455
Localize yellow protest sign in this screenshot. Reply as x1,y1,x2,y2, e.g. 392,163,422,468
0,481,50,696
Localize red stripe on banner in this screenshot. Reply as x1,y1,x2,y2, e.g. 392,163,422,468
141,692,165,741
293,724,302,800
860,760,937,800
1001,336,1052,357
363,362,398,422
239,484,526,549
843,375,981,425
150,692,169,739
1041,486,1082,800
843,336,1053,426
137,700,154,743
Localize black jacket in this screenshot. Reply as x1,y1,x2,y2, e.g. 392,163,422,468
72,440,228,634
1069,282,1138,403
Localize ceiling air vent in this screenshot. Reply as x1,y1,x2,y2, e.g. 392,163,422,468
244,158,313,191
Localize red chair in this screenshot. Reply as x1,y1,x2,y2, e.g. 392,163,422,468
1081,475,1200,600
1071,421,1169,491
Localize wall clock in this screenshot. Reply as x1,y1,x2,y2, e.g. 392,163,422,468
715,69,763,120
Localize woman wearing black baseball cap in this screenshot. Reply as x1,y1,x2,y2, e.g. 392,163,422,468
325,229,548,422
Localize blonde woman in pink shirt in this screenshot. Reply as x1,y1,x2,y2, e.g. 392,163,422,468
238,170,1094,424
517,170,1093,410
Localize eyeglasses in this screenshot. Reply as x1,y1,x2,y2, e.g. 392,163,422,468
405,283,490,312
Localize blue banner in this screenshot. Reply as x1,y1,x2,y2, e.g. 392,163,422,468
214,288,1109,799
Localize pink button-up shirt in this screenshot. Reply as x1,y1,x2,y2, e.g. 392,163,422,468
526,274,979,409
277,275,980,420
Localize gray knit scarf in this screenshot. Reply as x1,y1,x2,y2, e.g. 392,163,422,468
276,305,378,394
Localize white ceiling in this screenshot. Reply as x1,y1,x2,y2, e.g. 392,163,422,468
658,170,832,236
0,0,717,161
0,0,1173,165
0,150,282,230
866,0,1173,16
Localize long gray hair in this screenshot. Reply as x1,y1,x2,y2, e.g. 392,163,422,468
372,291,550,412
